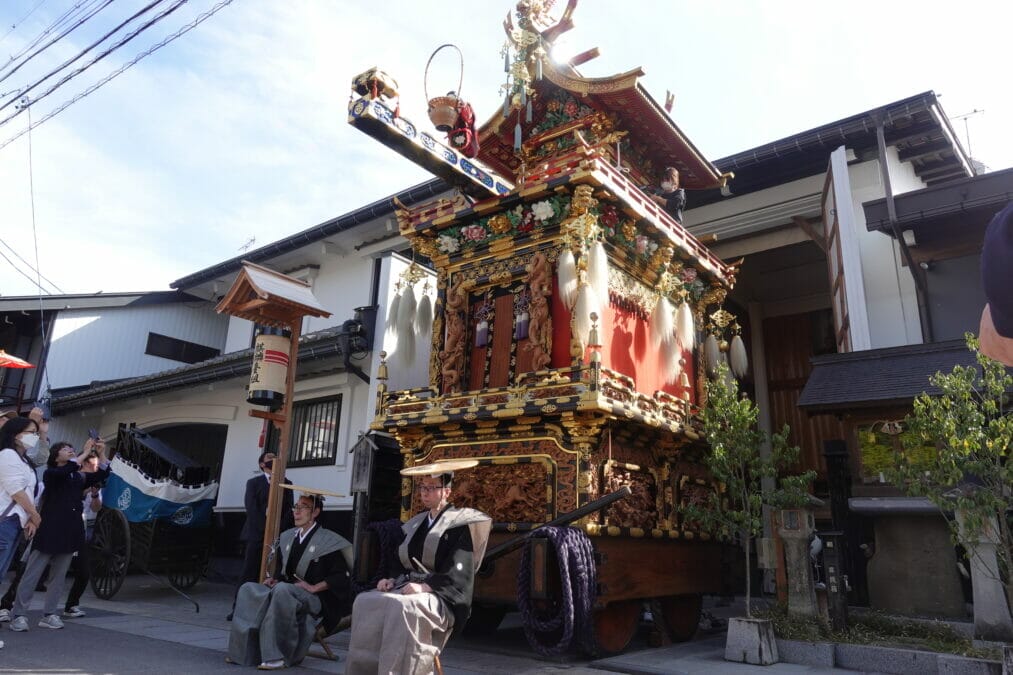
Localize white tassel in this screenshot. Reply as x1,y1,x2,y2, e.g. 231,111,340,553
587,240,610,311
650,295,675,349
677,301,695,351
663,343,683,384
396,285,417,367
557,249,578,309
704,334,720,376
415,290,433,336
386,290,402,335
573,283,599,353
729,334,748,379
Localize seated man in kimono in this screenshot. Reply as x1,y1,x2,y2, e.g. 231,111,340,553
228,493,352,671
346,462,491,675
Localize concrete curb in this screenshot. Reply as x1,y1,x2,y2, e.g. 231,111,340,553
775,638,1003,674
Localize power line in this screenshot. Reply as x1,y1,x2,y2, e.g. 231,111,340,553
0,0,115,91
0,246,50,294
1,0,99,75
0,0,237,152
0,0,50,47
0,237,62,293
0,0,175,121
27,104,54,397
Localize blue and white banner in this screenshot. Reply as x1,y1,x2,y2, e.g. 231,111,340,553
102,456,218,528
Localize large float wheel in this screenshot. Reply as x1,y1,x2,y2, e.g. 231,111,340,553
658,594,702,642
89,508,131,600
462,604,507,638
592,599,641,655
168,565,203,590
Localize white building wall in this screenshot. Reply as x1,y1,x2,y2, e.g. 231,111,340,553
845,155,924,348
42,303,228,390
224,317,254,353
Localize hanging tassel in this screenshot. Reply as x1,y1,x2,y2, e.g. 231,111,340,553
557,249,578,309
536,54,543,80
396,284,417,367
504,48,511,73
663,343,683,384
415,290,433,336
650,295,676,349
475,319,489,348
514,121,522,152
704,334,720,376
526,99,533,123
677,301,695,351
502,91,511,118
573,283,599,354
515,311,529,339
386,289,402,335
587,240,610,311
729,334,748,379
520,87,527,106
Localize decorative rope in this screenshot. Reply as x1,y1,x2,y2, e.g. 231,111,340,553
516,526,598,656
352,518,405,596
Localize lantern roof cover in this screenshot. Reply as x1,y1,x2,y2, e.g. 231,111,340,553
216,261,332,327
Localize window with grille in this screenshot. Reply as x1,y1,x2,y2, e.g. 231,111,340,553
265,395,343,467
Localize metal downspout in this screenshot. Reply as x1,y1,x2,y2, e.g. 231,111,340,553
873,116,934,343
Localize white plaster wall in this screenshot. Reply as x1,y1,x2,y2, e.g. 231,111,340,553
846,156,923,348
224,317,254,353
42,303,228,390
303,254,377,335
683,174,825,239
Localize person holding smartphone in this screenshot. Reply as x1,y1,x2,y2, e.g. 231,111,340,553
61,450,103,618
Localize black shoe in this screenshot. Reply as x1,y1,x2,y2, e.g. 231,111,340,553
226,612,233,621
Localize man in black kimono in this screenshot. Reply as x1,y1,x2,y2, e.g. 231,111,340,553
227,494,351,670
346,465,491,675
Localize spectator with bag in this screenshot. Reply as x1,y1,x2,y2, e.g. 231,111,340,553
0,417,42,587
8,438,109,631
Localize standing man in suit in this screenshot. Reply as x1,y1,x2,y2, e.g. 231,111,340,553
228,451,293,621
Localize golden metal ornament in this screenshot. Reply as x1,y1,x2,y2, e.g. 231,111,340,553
709,308,735,330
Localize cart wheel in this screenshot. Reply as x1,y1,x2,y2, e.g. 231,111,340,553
592,599,641,655
462,604,507,637
168,565,204,590
89,508,130,600
658,594,702,642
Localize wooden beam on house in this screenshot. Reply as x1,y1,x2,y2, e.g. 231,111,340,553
792,216,827,253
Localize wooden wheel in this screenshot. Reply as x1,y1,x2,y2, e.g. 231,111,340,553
462,604,507,638
658,594,702,642
592,599,641,655
168,565,203,590
89,508,131,600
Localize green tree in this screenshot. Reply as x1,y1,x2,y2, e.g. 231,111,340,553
889,335,1012,619
686,363,815,618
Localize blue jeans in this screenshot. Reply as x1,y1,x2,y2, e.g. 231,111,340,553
0,515,22,581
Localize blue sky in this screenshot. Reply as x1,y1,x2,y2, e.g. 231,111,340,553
0,0,1010,297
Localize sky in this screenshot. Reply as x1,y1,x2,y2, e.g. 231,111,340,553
0,0,1010,298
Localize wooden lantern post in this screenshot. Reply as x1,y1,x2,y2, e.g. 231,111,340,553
216,261,332,580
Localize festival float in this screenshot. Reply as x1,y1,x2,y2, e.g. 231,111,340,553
350,0,748,655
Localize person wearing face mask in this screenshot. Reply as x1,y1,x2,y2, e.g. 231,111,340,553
649,166,687,224
228,451,294,621
8,438,109,632
0,418,43,589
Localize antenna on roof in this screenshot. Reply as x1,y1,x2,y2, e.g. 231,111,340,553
950,109,984,159
239,237,256,253
665,91,675,114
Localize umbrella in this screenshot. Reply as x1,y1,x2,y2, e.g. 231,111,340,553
0,350,34,369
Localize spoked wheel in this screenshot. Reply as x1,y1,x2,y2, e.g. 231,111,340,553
89,508,131,600
592,599,641,655
658,594,702,642
168,564,204,590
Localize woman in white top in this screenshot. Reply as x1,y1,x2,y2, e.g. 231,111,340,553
0,417,43,583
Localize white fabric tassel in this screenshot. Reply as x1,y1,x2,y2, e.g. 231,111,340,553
386,290,402,335
663,343,683,384
415,290,433,336
704,334,720,376
729,334,748,379
396,285,417,367
650,295,675,349
557,249,578,309
677,301,695,351
573,283,599,354
587,240,610,311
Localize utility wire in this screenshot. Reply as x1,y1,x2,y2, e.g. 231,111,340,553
0,0,236,152
0,0,51,47
0,0,175,120
0,246,50,294
0,0,115,90
26,104,54,399
0,237,63,293
1,0,100,75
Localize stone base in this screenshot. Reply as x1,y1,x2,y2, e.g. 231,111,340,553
725,617,779,665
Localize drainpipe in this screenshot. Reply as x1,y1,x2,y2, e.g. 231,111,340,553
873,115,934,343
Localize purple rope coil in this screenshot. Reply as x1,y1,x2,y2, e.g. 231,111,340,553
516,526,598,656
352,518,405,596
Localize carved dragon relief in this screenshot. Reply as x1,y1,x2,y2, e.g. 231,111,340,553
440,276,473,394
524,250,553,371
